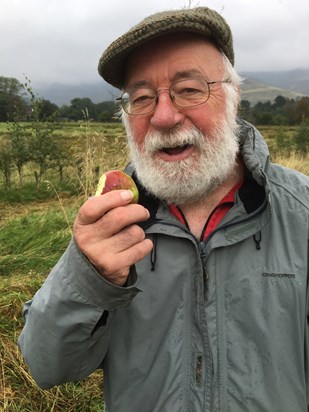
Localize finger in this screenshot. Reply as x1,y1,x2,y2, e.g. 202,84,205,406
95,204,150,238
76,190,134,225
97,238,154,280
108,224,147,252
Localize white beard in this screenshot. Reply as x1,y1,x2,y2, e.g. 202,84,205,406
123,115,240,206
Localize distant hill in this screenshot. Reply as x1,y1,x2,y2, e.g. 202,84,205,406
241,68,309,96
240,68,309,104
239,77,304,105
32,68,309,106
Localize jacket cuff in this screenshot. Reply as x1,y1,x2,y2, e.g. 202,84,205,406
59,238,141,310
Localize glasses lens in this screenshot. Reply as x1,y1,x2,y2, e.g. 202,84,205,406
171,78,209,107
121,89,156,115
120,78,210,115
120,92,130,113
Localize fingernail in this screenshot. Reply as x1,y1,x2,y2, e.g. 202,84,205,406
120,190,133,201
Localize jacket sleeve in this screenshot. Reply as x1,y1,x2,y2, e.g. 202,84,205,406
307,241,309,408
18,238,140,389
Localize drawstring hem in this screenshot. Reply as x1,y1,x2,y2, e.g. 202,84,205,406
150,234,158,271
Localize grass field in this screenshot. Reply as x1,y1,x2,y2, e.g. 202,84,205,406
0,122,129,411
0,198,106,411
0,122,308,411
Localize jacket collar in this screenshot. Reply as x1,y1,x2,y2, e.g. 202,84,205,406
237,118,269,186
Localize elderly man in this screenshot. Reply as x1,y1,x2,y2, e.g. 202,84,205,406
19,7,309,412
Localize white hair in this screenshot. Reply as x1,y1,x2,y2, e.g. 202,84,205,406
221,53,243,120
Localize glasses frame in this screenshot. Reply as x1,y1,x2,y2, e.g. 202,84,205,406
116,77,231,116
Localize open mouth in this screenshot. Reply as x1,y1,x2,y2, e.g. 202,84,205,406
157,144,194,161
161,144,192,155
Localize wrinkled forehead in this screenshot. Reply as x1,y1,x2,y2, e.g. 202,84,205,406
124,33,225,88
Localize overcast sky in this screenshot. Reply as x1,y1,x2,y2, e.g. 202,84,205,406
1,0,308,87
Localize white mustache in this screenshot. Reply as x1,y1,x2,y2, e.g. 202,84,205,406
144,127,205,154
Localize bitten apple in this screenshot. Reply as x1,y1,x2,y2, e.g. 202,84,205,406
95,170,139,203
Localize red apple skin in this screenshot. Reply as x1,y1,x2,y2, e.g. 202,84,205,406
95,170,139,203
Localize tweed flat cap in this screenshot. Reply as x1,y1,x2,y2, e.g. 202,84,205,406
98,7,234,89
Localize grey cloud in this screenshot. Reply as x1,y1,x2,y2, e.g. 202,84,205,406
1,0,308,85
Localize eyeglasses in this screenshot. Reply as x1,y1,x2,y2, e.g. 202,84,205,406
117,77,231,115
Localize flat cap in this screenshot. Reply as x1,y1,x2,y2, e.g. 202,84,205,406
98,7,234,89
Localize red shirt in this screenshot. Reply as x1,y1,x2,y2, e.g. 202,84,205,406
168,181,243,241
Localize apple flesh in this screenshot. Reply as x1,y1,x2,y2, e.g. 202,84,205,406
95,170,139,203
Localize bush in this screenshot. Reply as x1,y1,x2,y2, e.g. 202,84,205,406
294,119,309,154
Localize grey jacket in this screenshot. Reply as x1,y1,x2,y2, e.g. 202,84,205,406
19,119,309,412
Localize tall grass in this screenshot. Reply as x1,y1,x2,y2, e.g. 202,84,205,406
66,120,129,201
272,152,309,175
0,200,105,411
1,276,104,410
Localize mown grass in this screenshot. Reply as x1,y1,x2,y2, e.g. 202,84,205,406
0,182,78,204
0,200,78,277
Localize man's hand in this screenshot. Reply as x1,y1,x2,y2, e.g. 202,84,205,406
73,190,153,286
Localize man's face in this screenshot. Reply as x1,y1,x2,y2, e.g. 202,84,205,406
122,33,239,206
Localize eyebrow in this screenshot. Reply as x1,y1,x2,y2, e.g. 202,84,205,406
126,80,152,91
126,69,205,91
172,69,204,81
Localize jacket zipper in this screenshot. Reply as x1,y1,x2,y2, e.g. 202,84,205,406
149,219,214,410
198,242,215,411
147,197,268,411
199,246,209,281
197,197,269,411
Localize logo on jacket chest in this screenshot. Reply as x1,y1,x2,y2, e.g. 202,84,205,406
262,272,296,279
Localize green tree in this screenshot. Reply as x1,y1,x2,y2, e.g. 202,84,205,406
295,97,309,123
239,100,251,122
23,78,62,189
28,113,58,189
37,99,59,121
95,101,119,122
0,76,27,121
283,98,297,125
273,95,286,110
0,140,13,189
49,135,71,183
294,119,309,154
255,111,274,125
7,121,30,186
275,126,291,156
0,76,23,95
60,97,95,121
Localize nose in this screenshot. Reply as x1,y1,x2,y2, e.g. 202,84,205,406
150,91,184,131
